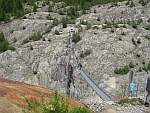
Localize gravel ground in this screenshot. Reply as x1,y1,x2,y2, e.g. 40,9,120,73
114,105,150,113
84,96,150,113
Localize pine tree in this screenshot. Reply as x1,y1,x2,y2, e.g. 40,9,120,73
0,0,35,21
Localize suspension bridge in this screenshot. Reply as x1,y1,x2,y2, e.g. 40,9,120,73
65,29,111,101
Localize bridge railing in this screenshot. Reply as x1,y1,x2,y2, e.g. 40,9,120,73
76,66,111,101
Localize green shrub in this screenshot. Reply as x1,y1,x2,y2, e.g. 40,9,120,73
121,31,126,35
30,45,34,50
144,35,150,40
148,18,150,23
22,32,42,44
86,23,91,30
113,24,119,28
97,17,101,21
70,107,91,113
56,0,126,10
102,22,113,29
29,32,42,41
33,4,37,12
43,91,68,113
10,29,14,34
137,18,143,24
8,46,16,51
138,67,142,72
0,0,24,21
144,25,150,30
80,20,88,25
129,62,135,68
62,18,68,28
72,33,81,43
132,37,137,46
129,21,138,29
24,91,92,113
45,26,52,34
22,38,30,44
118,98,138,105
80,49,92,58
129,0,135,7
80,20,91,30
47,14,53,20
143,62,150,72
55,30,60,35
67,7,79,19
0,32,5,42
110,2,118,7
67,19,76,24
114,65,130,75
0,41,9,53
139,0,147,6
126,0,130,5
126,0,135,7
127,20,143,29
111,28,115,33
0,32,15,53
137,38,141,44
122,24,127,28
0,0,39,21
53,18,59,26
59,9,66,15
48,3,53,12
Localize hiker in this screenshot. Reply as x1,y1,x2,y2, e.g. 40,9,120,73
145,75,150,107
67,64,75,96
78,63,82,70
128,81,136,97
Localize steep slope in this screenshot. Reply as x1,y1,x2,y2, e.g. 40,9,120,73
0,78,82,113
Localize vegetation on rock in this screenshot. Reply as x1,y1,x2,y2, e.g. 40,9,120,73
72,33,81,43
118,97,140,105
29,32,43,41
0,0,36,21
24,91,91,113
0,0,127,21
142,62,150,73
0,32,15,53
114,65,130,75
52,0,126,10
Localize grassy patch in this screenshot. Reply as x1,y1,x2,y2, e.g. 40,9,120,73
118,97,139,105
23,91,91,113
80,49,92,58
143,62,150,72
53,0,126,10
0,0,37,21
144,35,150,40
114,65,129,75
22,32,42,44
144,25,150,30
0,32,15,53
29,32,42,41
72,33,81,43
61,17,68,28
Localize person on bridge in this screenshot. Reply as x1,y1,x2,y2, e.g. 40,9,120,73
78,63,82,70
67,64,75,96
145,75,150,107
128,81,135,97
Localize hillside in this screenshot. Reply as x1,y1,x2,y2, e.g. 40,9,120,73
0,0,150,113
0,78,82,113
